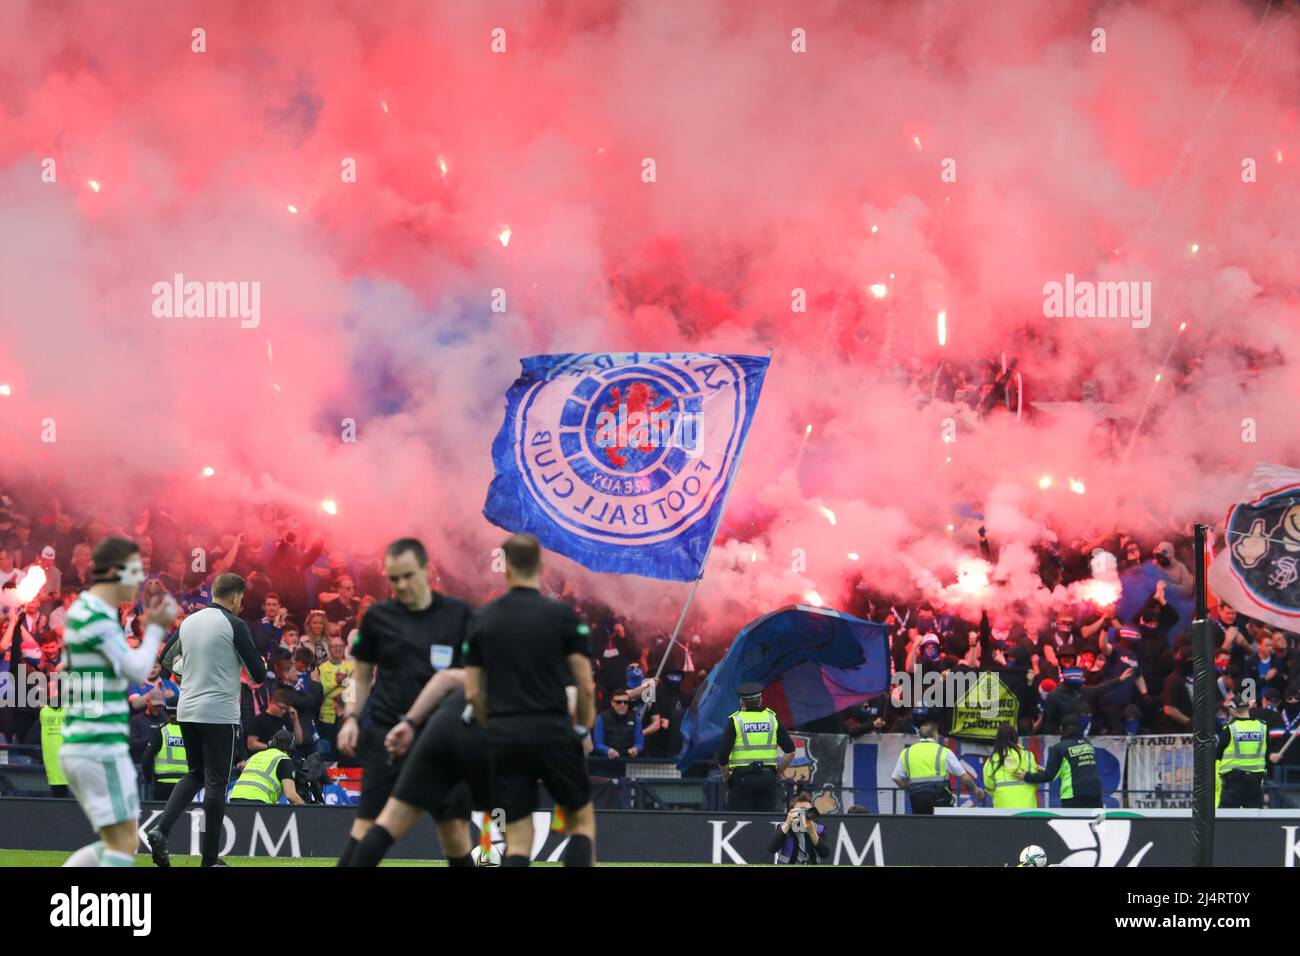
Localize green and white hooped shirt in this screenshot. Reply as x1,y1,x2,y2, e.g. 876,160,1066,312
61,591,134,757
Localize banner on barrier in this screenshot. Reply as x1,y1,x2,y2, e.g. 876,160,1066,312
1124,734,1195,808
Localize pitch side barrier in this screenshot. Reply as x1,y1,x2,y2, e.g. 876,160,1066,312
2,798,1300,866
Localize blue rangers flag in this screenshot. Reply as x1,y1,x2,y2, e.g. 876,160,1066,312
676,605,891,769
483,352,770,581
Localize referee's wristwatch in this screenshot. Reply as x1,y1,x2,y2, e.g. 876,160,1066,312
573,725,590,738
397,712,424,731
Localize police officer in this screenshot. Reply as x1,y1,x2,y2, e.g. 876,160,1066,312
1020,715,1101,807
890,718,985,814
147,706,189,801
229,729,305,805
716,683,796,812
1217,695,1270,808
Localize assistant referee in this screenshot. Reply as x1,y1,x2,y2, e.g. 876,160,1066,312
335,538,472,867
464,533,597,867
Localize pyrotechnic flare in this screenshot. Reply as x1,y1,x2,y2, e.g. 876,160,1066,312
1072,550,1121,607
14,566,46,605
793,423,813,472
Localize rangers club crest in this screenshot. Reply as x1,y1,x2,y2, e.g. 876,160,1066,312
1210,467,1300,630
484,352,770,581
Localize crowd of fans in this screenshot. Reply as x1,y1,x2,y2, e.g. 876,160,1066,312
835,532,1300,745
2,480,1298,807
0,485,734,799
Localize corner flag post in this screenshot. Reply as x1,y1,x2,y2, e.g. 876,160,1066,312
1190,522,1215,867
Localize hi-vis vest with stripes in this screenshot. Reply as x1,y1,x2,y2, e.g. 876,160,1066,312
728,709,781,768
154,722,188,783
1219,719,1266,774
903,739,949,788
982,746,1038,808
230,749,290,803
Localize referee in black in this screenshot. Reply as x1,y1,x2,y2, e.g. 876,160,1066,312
464,533,597,867
335,538,472,867
345,664,489,867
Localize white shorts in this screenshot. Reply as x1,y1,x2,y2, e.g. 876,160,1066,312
59,751,141,830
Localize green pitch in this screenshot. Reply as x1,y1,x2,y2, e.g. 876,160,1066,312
0,850,702,867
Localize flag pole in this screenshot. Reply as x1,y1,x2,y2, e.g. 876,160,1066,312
1189,522,1215,867
652,350,771,684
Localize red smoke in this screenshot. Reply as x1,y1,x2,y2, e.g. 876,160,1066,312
1,0,1297,637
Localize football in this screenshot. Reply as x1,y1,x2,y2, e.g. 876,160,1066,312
471,844,503,867
1018,845,1048,867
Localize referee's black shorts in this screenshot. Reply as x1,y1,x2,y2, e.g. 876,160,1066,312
357,719,404,820
392,709,490,823
488,734,591,822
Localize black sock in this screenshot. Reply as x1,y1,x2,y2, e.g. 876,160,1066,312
337,836,360,868
349,826,394,867
563,834,593,867
447,853,474,867
201,788,228,865
502,854,530,867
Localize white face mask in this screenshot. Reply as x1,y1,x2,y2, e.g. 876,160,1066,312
119,557,146,588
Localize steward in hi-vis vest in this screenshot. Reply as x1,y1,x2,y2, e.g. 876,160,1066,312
229,729,304,805
982,725,1039,809
891,718,985,814
1022,715,1101,807
1216,695,1274,809
39,703,68,796
716,683,796,812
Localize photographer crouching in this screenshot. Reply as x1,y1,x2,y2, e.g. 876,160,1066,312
767,791,831,865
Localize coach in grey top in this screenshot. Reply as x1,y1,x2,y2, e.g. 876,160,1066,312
147,573,267,868
167,596,264,724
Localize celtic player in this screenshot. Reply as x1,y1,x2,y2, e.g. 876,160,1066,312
59,535,176,867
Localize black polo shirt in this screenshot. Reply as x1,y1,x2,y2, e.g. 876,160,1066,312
465,586,590,743
351,593,472,730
